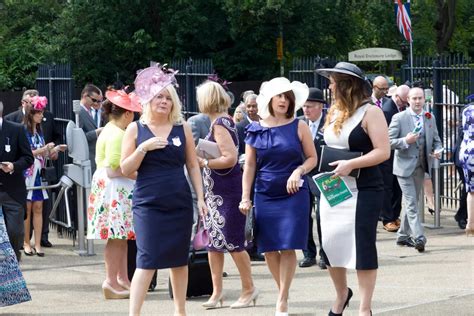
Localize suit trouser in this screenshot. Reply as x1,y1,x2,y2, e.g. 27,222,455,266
0,191,25,260
397,166,426,242
380,160,402,223
303,194,317,258
455,166,468,221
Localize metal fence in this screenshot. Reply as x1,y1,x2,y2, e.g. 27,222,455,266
168,58,214,117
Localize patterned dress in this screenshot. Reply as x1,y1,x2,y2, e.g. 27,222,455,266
0,207,31,307
24,130,48,201
459,105,474,192
203,116,247,252
87,122,135,240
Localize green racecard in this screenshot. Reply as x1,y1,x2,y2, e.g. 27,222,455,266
312,173,353,207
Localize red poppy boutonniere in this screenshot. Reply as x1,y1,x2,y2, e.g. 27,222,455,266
425,112,432,119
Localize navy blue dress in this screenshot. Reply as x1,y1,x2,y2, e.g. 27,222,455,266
245,120,309,253
133,122,193,269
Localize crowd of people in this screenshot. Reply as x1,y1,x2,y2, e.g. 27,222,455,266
0,61,472,316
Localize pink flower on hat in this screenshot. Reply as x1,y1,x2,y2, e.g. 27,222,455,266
134,64,179,104
31,96,48,111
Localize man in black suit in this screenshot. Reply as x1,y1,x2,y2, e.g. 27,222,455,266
5,89,63,248
236,93,259,155
0,101,35,260
380,85,410,232
299,88,327,269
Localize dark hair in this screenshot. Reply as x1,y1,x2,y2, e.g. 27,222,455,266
81,84,101,97
268,90,295,118
23,105,43,135
101,99,128,120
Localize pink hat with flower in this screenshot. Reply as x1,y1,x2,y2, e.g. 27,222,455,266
105,89,142,112
31,96,48,111
134,64,178,104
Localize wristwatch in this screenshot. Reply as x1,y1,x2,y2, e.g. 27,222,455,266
203,159,209,167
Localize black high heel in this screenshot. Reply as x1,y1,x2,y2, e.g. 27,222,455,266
328,287,353,316
428,208,434,215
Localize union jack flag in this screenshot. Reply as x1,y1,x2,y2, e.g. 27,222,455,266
395,0,412,42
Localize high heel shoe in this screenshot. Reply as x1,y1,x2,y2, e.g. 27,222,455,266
102,281,130,299
117,278,131,290
465,226,474,237
328,287,353,316
202,293,224,309
230,287,259,309
275,300,289,316
428,208,435,215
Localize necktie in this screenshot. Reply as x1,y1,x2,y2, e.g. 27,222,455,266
376,99,381,108
310,122,317,140
93,109,99,128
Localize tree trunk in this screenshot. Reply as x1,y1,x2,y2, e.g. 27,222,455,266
434,0,456,54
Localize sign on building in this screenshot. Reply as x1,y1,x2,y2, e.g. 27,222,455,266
348,48,403,61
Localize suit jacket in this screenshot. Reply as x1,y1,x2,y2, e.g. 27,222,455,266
0,119,35,209
236,119,250,155
79,106,99,172
299,113,326,196
4,108,62,144
382,98,399,125
389,109,443,177
187,113,211,145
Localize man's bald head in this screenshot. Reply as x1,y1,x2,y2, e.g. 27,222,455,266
393,85,410,109
372,76,389,99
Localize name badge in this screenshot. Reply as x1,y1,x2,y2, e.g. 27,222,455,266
172,136,181,147
5,145,11,152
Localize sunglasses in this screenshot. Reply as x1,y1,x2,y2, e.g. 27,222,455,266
88,95,102,104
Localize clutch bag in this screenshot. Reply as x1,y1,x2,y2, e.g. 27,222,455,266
192,217,209,250
196,139,221,159
318,145,363,178
244,207,255,243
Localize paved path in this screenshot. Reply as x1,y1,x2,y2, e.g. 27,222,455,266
3,209,473,315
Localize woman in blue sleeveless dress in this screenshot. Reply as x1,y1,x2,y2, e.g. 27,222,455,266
241,77,316,316
195,81,258,310
316,62,390,316
121,65,206,316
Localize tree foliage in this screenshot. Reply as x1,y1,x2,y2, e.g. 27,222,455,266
0,0,471,90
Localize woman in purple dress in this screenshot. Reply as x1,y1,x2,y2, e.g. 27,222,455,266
459,103,474,236
196,81,258,310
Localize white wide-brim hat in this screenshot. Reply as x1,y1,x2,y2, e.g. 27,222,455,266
256,77,309,119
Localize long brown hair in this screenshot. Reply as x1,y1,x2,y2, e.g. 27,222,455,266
23,105,43,135
324,73,371,135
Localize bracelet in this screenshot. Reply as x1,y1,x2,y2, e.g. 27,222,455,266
239,200,252,206
137,146,147,155
297,165,306,175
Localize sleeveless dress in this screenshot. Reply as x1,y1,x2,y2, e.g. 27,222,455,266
203,117,246,252
320,104,383,270
24,130,48,201
0,207,31,307
133,122,193,269
87,122,135,240
245,119,310,253
459,105,474,192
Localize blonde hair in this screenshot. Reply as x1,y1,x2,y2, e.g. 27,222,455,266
324,73,371,135
140,85,183,125
197,81,231,114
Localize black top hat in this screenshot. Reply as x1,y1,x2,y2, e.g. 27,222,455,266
307,88,326,103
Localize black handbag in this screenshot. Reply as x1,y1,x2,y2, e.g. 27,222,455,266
318,145,363,178
41,159,57,183
245,207,255,243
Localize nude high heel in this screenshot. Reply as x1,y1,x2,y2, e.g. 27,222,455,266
117,278,131,290
230,287,259,309
465,227,474,237
275,298,289,316
102,281,130,299
202,293,224,309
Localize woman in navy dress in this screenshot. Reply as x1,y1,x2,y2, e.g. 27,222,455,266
240,77,316,316
459,103,474,236
195,81,258,310
121,65,206,316
316,62,390,316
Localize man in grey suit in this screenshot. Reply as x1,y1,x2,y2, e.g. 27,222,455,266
187,113,211,145
78,84,103,173
389,87,443,252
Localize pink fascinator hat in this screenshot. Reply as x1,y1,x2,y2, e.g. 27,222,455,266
134,64,178,104
31,96,48,111
105,89,142,112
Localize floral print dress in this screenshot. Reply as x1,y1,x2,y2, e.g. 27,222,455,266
87,122,135,240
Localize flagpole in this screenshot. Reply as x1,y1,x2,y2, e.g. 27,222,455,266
410,39,413,83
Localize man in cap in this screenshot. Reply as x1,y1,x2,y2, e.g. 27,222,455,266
298,87,327,269
380,85,410,232
389,87,443,252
